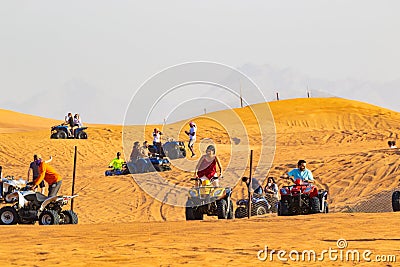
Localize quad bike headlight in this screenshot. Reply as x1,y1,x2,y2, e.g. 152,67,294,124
213,189,223,196
189,190,198,198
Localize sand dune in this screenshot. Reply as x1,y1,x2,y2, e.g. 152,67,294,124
1,98,400,266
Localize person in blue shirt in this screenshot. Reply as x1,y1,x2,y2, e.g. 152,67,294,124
286,159,314,183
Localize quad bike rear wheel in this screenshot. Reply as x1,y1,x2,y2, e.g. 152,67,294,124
0,206,19,225
392,191,400,212
61,210,78,224
39,210,60,225
77,131,88,139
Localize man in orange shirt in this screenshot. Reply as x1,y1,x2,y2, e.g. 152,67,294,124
32,155,63,197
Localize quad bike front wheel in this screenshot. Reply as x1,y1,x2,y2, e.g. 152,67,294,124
56,131,68,139
61,210,78,224
185,200,203,220
392,191,400,212
39,210,60,225
252,204,268,216
217,199,228,219
0,206,19,225
278,200,290,216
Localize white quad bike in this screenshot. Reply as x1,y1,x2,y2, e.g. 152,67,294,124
0,188,78,225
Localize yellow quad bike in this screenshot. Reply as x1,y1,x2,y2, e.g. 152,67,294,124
185,177,233,220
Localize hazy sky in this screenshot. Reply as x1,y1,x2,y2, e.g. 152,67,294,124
1,1,399,124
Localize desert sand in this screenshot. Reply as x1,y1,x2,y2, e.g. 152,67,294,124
0,98,399,266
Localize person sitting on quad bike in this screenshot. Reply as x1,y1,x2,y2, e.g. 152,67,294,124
241,176,263,195
194,145,222,187
61,112,74,137
285,159,314,183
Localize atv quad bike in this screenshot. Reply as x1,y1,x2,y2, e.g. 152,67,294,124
105,163,130,176
185,177,233,220
162,141,186,159
50,125,88,139
0,186,78,225
392,191,400,212
149,157,171,172
278,179,328,216
234,194,271,218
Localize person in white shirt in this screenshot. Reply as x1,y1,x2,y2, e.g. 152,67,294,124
152,128,163,156
185,121,197,158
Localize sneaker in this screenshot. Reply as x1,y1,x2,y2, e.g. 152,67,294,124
191,154,196,158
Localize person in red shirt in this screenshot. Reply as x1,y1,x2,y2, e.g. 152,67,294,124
32,155,63,197
194,145,222,187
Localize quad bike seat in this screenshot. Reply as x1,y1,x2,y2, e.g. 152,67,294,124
24,192,48,206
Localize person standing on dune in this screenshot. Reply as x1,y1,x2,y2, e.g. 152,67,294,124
31,155,63,197
185,121,197,158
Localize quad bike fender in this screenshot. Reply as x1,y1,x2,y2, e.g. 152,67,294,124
309,187,318,198
39,196,59,212
5,191,25,207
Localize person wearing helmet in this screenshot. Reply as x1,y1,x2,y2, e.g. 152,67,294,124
185,121,197,158
31,154,62,197
194,145,222,186
285,160,314,183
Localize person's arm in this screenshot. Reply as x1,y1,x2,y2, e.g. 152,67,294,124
109,159,115,168
286,170,295,183
305,170,314,182
194,156,204,177
27,167,31,181
215,156,223,177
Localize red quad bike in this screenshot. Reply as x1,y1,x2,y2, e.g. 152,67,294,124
278,179,328,216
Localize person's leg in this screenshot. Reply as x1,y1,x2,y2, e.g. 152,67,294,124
188,139,195,157
48,180,62,197
212,178,219,187
39,181,45,194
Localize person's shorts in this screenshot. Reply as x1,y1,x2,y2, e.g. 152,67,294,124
188,138,196,147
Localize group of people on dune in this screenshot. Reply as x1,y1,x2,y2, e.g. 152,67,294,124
108,121,197,174
106,120,316,205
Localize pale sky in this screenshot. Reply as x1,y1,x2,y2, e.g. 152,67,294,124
1,1,399,124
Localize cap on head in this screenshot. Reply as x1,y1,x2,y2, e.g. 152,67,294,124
189,121,195,126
